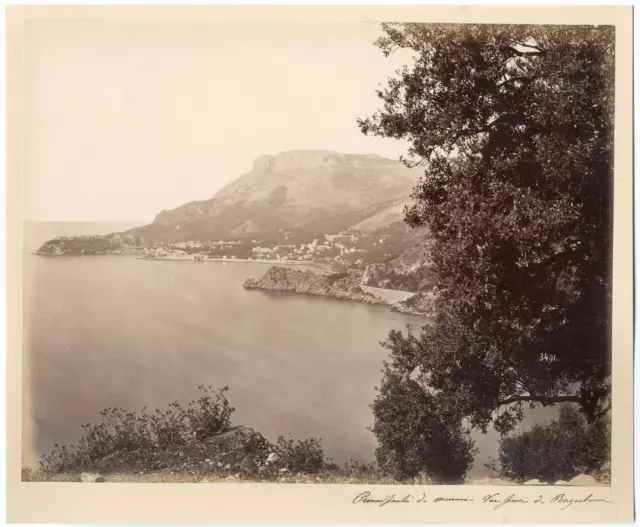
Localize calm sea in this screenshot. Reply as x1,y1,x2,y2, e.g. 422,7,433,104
22,221,554,477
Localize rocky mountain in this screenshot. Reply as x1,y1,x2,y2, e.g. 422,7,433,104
129,151,417,243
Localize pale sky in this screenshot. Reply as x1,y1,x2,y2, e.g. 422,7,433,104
23,18,410,223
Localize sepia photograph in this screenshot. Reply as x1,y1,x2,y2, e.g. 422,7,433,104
5,5,634,525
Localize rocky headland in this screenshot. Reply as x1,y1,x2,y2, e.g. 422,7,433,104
243,266,386,305
390,291,436,318
35,235,116,256
243,266,433,317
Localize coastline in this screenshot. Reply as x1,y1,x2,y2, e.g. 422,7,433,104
138,256,330,270
140,256,320,265
243,266,432,318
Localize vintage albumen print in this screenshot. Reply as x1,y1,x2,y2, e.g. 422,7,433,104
6,5,633,524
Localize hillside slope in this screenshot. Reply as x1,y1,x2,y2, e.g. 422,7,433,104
129,151,417,242
350,199,411,232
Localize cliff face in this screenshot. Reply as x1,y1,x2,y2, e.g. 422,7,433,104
134,151,417,242
243,266,434,317
390,291,436,317
202,150,414,215
243,266,388,305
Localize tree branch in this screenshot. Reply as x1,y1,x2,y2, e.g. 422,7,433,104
514,42,547,54
498,394,582,406
591,403,611,422
506,45,544,57
450,114,515,143
402,156,429,169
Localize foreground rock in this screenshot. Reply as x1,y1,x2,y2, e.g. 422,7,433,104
89,426,277,477
80,472,106,482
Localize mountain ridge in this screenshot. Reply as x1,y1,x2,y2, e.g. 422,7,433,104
131,150,418,243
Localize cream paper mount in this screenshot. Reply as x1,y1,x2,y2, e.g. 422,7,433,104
6,5,633,524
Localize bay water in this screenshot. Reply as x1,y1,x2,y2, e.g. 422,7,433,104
22,222,553,477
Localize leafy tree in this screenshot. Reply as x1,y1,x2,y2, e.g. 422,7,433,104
359,24,614,444
371,359,476,482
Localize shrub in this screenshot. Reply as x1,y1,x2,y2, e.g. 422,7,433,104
185,385,234,440
149,402,189,448
39,385,234,474
371,368,476,483
275,436,333,474
37,385,340,479
492,405,610,483
341,459,380,478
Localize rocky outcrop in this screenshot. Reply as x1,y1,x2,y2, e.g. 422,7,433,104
361,262,392,286
390,292,436,317
89,426,276,477
243,266,389,306
244,266,435,318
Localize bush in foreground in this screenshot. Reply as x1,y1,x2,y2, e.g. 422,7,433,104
371,366,477,482
490,405,610,483
40,385,236,473
275,436,334,475
37,386,340,479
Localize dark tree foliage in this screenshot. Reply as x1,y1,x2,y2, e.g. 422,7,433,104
492,405,609,482
371,362,476,482
360,24,614,440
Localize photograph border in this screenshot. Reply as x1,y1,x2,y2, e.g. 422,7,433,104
6,5,634,524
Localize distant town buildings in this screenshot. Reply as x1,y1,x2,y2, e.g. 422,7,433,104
38,227,391,267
